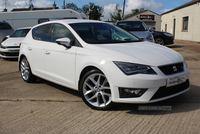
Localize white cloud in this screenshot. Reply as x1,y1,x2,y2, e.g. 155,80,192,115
33,0,53,8
102,0,164,21
102,3,118,21
0,0,53,12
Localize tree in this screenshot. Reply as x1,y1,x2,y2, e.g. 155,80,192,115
110,5,122,23
82,2,104,20
125,8,145,18
66,3,81,11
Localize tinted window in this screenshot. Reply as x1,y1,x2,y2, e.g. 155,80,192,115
70,23,140,44
117,21,147,31
0,22,12,29
63,17,77,19
10,29,30,37
38,18,49,24
50,24,75,46
33,24,51,41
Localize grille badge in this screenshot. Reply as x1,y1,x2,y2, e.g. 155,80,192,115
173,66,177,72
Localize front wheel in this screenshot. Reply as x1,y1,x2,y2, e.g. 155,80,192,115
80,69,113,110
155,37,165,45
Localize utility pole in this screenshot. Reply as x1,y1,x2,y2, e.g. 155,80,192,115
63,0,66,9
4,0,8,8
122,0,126,20
29,0,32,6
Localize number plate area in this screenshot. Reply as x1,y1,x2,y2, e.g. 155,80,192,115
166,75,188,87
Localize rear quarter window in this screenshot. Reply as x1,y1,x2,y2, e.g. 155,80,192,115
33,24,52,41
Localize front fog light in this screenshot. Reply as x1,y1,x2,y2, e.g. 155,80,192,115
119,88,148,98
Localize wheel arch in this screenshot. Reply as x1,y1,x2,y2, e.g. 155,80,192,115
78,66,102,91
18,54,26,71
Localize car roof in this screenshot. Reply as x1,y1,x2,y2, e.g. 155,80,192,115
16,27,31,30
117,20,143,23
37,19,107,26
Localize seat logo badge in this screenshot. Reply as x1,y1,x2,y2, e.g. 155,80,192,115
173,66,177,72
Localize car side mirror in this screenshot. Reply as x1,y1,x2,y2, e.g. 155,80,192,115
56,38,71,49
6,35,10,38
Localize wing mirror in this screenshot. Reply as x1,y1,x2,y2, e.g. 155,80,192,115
56,38,71,49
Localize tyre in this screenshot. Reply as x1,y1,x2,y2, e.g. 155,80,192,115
20,57,36,83
80,69,113,110
155,37,165,45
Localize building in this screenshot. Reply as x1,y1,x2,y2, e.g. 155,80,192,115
124,9,161,31
161,0,200,43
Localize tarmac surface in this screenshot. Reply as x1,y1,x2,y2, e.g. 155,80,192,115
1,40,200,134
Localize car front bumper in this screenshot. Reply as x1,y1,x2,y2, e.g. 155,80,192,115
0,48,19,58
106,66,190,104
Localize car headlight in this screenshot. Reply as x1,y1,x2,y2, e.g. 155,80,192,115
114,61,157,75
164,32,173,37
183,60,189,70
144,34,154,42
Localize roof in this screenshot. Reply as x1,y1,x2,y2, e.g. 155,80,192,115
124,9,161,20
12,7,59,12
162,0,200,15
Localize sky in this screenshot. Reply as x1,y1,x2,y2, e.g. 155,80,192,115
0,0,192,21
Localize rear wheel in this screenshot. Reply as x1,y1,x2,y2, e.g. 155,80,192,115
155,37,165,45
20,57,36,83
80,69,113,110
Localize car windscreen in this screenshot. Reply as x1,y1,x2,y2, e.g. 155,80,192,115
69,23,141,44
10,29,30,37
117,21,147,31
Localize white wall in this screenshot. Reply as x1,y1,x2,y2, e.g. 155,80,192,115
161,2,200,42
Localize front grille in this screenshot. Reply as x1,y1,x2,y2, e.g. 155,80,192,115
1,45,20,49
150,79,189,100
159,62,183,75
0,51,19,56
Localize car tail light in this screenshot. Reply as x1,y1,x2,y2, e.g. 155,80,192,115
19,43,21,47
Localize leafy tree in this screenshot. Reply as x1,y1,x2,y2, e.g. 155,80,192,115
82,2,104,20
110,5,122,23
66,3,81,11
125,8,145,18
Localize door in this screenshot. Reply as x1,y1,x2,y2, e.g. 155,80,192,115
44,23,78,87
173,19,176,39
26,24,52,76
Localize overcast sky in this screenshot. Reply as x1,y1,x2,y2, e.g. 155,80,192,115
0,0,192,21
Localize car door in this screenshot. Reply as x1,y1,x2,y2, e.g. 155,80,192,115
27,24,52,77
44,23,78,87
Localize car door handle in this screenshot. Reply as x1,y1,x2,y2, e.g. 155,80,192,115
28,47,32,51
45,51,51,55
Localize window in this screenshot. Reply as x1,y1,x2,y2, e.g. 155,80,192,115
63,17,77,19
38,18,49,24
70,23,140,44
117,21,147,31
165,24,167,32
182,16,189,32
33,24,52,41
50,24,76,46
10,29,30,37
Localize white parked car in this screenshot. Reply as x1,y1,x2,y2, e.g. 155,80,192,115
19,20,190,110
0,27,31,58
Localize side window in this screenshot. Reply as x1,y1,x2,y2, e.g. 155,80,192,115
38,18,49,24
33,24,51,41
50,24,75,46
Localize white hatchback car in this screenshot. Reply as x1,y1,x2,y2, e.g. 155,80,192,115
0,27,30,58
19,20,190,110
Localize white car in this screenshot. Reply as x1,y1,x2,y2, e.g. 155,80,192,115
0,27,30,58
19,20,190,110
